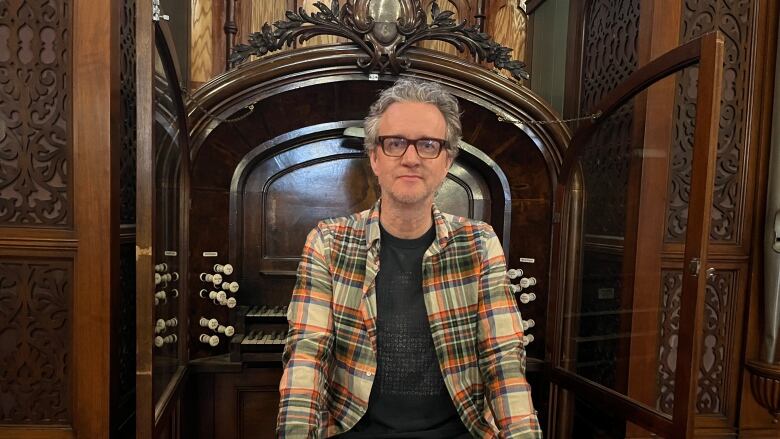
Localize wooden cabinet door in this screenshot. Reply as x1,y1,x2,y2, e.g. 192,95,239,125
136,6,192,438
548,32,724,439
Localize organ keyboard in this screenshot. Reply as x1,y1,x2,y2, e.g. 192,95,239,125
230,304,289,362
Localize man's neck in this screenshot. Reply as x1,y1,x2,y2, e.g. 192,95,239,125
379,197,434,239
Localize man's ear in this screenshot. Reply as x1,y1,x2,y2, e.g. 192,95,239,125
368,149,379,175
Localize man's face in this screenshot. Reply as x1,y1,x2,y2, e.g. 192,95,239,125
369,101,453,207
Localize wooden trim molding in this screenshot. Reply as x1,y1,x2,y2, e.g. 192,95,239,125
72,0,120,437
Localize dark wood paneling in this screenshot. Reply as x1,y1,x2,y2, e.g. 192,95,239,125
0,256,73,425
0,0,72,227
0,0,119,437
196,368,283,439
667,0,754,245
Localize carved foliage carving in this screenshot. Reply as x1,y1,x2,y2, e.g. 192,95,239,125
657,269,734,415
667,1,752,242
0,258,72,424
120,0,137,224
0,0,71,226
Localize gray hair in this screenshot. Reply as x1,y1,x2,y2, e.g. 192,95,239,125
364,78,461,158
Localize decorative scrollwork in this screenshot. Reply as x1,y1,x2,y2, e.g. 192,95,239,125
667,0,752,242
0,0,70,226
0,258,72,424
120,0,137,225
230,0,529,81
657,269,735,415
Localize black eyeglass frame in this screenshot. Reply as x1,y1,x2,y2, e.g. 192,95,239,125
376,136,450,159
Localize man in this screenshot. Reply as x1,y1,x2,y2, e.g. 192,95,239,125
277,78,541,438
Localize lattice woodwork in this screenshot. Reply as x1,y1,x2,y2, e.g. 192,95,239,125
117,0,137,418
120,0,136,225
578,0,640,115
0,258,72,424
698,270,735,414
657,269,735,415
658,270,682,414
666,1,753,242
577,0,639,236
0,0,71,226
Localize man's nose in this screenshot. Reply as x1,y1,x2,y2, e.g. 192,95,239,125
400,143,422,165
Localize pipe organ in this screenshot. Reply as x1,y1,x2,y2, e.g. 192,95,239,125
141,0,572,436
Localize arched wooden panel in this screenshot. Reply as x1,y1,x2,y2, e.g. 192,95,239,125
228,121,499,311
185,49,568,365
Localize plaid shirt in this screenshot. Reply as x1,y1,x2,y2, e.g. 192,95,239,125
278,200,541,438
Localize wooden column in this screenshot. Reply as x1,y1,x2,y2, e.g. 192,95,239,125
72,0,120,437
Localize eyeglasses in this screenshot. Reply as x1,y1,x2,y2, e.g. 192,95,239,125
377,136,448,159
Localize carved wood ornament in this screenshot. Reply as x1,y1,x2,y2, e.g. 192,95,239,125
230,0,529,81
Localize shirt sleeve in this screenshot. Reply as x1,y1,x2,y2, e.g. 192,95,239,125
477,227,542,438
277,225,334,438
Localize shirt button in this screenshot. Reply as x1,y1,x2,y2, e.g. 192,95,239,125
366,371,373,377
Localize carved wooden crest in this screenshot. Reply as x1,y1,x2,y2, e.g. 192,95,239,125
230,0,529,81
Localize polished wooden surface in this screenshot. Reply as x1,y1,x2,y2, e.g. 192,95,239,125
72,0,120,437
189,367,283,439
135,0,155,434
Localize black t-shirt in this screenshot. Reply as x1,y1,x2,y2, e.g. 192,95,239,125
337,224,472,439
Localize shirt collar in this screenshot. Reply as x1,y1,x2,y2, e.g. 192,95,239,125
365,198,451,253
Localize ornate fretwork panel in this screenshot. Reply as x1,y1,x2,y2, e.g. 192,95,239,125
0,258,72,424
0,0,71,226
698,270,735,414
120,0,136,224
578,0,640,115
657,270,682,414
577,0,639,237
657,269,735,415
666,1,753,242
116,0,137,434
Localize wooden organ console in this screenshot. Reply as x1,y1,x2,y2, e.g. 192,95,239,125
142,3,570,438
178,48,565,437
